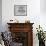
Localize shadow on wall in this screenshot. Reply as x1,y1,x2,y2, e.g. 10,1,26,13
0,0,2,32
40,0,46,14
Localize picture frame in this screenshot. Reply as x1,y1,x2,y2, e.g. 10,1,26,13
14,5,27,16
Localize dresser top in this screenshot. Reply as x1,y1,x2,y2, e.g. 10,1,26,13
7,23,34,25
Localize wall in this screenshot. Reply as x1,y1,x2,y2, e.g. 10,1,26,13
0,0,2,32
40,0,46,31
2,0,40,30
2,0,40,46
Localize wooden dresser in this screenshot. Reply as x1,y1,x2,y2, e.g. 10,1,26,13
7,23,34,46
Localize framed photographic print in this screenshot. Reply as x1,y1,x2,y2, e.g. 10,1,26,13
14,5,27,16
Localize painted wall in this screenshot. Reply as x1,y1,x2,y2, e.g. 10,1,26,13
0,0,2,32
2,0,40,30
40,0,46,32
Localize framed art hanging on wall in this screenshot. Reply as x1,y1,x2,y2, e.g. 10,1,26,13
14,5,27,16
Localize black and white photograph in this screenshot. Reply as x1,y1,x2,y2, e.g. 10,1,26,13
14,5,27,16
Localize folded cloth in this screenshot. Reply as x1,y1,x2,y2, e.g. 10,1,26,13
10,42,23,46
